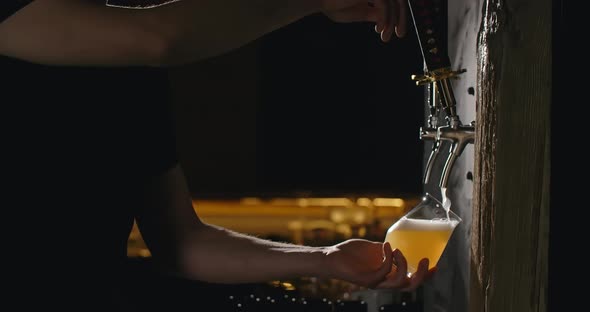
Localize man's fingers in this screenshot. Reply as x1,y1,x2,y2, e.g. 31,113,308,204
391,248,408,281
402,258,430,292
368,242,394,287
386,0,399,42
379,0,394,42
377,243,393,283
374,0,407,41
341,5,377,23
372,248,411,289
366,7,379,22
394,0,407,37
425,266,438,280
374,0,387,33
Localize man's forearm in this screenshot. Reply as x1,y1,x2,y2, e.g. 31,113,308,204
146,0,322,66
0,0,322,66
176,223,333,284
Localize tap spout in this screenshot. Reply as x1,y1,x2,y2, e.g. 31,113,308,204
420,127,440,184
425,140,442,184
438,123,475,188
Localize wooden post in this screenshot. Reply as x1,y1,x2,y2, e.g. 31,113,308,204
471,1,550,311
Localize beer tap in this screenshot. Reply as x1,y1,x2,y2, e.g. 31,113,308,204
430,72,474,189
420,82,441,184
408,0,474,188
437,120,474,188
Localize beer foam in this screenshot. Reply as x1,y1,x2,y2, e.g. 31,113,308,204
390,217,459,231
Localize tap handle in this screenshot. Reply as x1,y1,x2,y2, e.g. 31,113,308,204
407,0,450,72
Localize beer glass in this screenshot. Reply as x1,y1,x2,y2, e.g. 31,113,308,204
384,193,461,275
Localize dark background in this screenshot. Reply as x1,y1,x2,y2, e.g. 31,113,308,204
550,0,572,309
169,14,425,198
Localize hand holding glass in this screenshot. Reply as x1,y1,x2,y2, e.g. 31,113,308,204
384,193,461,275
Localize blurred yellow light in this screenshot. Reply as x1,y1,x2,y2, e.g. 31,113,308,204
240,197,262,205
353,211,366,224
306,198,352,207
373,198,405,207
330,210,346,223
356,198,372,207
297,198,309,207
281,282,296,290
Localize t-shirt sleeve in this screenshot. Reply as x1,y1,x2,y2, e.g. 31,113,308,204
1,1,179,22
1,1,34,23
105,0,179,8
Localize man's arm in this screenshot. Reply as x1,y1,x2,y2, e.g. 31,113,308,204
134,164,343,284
135,164,432,290
0,0,404,67
0,0,318,66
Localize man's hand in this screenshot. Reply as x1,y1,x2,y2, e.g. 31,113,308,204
321,0,408,42
322,239,436,291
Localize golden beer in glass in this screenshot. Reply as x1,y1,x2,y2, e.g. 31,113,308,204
384,193,461,275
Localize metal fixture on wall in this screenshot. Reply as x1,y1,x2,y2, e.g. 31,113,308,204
408,0,474,188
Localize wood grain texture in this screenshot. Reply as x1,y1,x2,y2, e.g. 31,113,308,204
471,1,550,311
